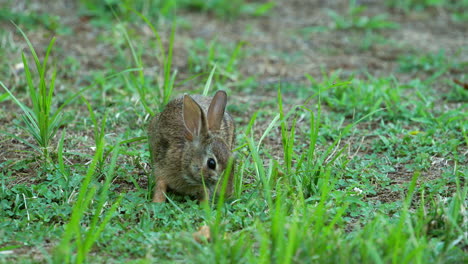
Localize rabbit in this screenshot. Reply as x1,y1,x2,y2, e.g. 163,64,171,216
148,90,235,203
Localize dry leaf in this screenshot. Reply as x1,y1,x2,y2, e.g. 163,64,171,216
409,130,422,136
193,225,211,243
453,79,468,90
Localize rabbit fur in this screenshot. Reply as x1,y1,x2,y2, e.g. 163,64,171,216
148,90,235,202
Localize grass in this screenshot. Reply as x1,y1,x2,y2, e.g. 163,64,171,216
78,0,275,24
1,0,467,263
0,8,71,34
327,1,399,31
1,26,84,162
54,110,123,264
386,0,468,22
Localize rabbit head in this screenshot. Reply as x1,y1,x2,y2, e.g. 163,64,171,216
181,91,233,187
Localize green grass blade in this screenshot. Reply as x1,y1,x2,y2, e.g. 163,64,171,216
84,144,121,256
21,53,39,115
163,22,176,105
246,135,272,207
57,129,67,179
257,113,280,150
14,23,41,74
1,82,39,136
127,7,165,61
203,64,217,96
0,131,41,153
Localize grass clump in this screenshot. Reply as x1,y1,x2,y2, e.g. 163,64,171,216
0,27,86,161
53,109,123,264
327,1,399,31
78,0,275,24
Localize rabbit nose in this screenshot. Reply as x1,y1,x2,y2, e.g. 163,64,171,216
210,174,218,181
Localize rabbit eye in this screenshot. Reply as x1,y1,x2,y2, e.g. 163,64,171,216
207,158,216,170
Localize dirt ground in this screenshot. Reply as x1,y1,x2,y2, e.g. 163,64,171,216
3,1,466,83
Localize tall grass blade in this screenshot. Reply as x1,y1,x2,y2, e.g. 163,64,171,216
57,129,67,180
246,135,272,207
203,64,217,96
163,22,176,105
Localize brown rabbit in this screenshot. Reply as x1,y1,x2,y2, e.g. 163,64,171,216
148,90,235,203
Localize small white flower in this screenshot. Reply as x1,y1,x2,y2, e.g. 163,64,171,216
353,187,363,194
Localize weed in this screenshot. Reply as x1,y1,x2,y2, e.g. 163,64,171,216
308,72,411,120
1,27,86,161
386,0,468,22
327,2,399,31
121,11,176,115
187,38,245,78
77,0,275,24
446,79,468,102
176,0,275,19
53,111,123,263
0,8,71,34
399,50,453,74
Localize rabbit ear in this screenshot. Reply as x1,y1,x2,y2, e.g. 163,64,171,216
207,90,227,131
183,94,207,141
